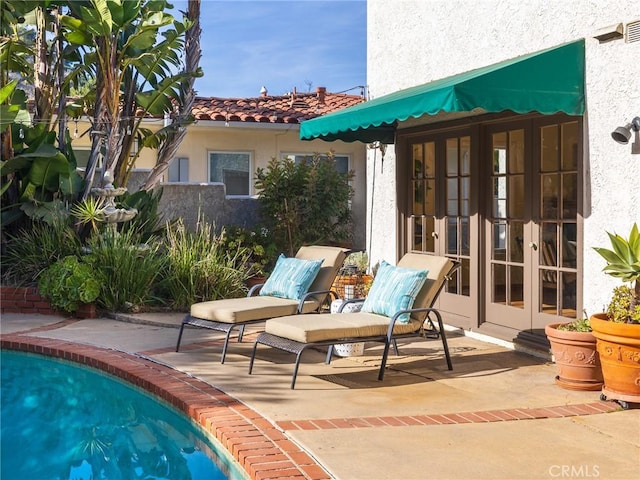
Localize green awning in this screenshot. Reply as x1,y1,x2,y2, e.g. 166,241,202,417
301,39,585,144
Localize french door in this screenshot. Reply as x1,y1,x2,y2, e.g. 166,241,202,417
484,118,580,334
400,114,581,339
406,132,476,318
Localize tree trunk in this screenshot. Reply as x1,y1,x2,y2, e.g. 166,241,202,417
142,0,201,191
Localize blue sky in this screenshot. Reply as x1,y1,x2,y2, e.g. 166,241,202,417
172,0,366,98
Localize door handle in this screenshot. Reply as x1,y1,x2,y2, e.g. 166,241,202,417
431,232,438,239
529,242,538,250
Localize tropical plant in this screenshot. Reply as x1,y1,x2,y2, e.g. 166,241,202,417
38,255,102,313
85,228,166,312
70,196,106,236
255,153,354,256
593,222,640,324
1,214,81,286
162,217,254,310
1,0,202,214
118,188,166,242
59,0,203,192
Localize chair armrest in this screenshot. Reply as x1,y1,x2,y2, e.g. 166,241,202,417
386,306,442,337
338,297,366,312
297,289,339,313
247,283,264,297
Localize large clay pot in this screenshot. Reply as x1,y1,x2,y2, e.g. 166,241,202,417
545,322,603,391
590,313,640,406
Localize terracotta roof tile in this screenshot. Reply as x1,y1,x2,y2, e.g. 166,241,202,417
191,87,364,124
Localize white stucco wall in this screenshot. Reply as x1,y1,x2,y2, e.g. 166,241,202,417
367,0,640,313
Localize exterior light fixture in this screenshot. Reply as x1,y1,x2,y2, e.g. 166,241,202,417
611,116,640,144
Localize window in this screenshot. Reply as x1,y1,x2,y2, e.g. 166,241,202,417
282,153,349,174
168,157,189,182
208,151,251,196
73,149,92,170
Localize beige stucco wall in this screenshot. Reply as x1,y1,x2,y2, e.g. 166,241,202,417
71,119,368,249
174,122,367,249
367,0,640,314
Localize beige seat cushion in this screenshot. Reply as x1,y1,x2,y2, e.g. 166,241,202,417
189,245,348,324
397,254,454,320
296,245,349,292
264,312,422,343
190,296,320,324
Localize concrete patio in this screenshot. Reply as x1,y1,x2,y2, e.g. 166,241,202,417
1,312,638,480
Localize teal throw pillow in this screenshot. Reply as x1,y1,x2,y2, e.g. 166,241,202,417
259,254,323,300
361,260,428,323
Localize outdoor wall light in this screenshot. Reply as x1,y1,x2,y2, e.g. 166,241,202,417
611,116,640,145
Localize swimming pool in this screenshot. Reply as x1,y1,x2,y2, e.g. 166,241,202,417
1,350,247,480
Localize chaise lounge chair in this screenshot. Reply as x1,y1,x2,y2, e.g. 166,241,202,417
175,245,349,362
248,253,459,388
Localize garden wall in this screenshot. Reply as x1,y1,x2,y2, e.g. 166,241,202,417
1,286,56,316
157,183,261,231
127,172,262,232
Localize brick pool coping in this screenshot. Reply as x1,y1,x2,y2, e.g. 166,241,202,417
1,332,330,480
1,323,623,480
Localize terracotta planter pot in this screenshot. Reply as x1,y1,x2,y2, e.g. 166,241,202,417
590,313,640,406
545,322,603,391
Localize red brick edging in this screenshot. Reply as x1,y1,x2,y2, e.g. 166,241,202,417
0,334,331,480
276,401,621,432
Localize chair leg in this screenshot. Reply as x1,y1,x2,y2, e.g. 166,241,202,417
434,311,453,370
378,338,393,381
291,351,305,389
392,339,399,355
220,327,237,364
248,340,259,374
237,324,246,342
175,317,188,352
325,345,334,364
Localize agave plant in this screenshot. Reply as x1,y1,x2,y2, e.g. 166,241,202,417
593,223,640,323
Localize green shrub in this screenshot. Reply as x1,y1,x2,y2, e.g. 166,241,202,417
221,225,278,275
38,256,102,313
162,218,253,310
85,229,166,312
255,153,354,256
1,217,81,286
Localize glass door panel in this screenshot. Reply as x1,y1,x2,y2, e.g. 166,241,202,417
409,142,436,253
535,121,579,321
407,134,475,313
444,136,471,297
486,128,530,330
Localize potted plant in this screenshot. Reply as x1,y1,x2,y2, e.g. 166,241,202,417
38,256,102,318
590,222,640,408
545,315,603,391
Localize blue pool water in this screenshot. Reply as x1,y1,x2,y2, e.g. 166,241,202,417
1,351,246,480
